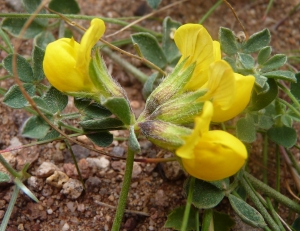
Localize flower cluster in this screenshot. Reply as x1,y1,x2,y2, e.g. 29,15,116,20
138,24,255,181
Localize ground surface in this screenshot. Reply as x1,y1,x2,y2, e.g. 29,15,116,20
0,0,300,230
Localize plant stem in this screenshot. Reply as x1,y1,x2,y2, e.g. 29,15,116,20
284,148,300,176
244,172,300,213
111,146,135,231
102,47,148,83
277,81,300,110
266,198,285,231
181,177,195,231
263,134,268,184
277,98,300,118
0,186,19,231
274,145,280,211
240,176,280,231
199,0,223,24
201,209,213,231
0,154,21,178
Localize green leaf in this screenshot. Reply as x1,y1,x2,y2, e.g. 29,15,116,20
74,98,112,119
253,74,268,88
281,114,293,127
264,70,296,82
2,18,45,39
29,96,53,115
292,216,300,231
213,211,235,231
223,56,237,71
237,53,255,70
260,54,287,72
43,87,68,113
257,114,274,130
32,46,45,82
242,29,271,54
49,0,80,14
184,178,224,209
22,116,50,139
162,17,181,64
291,73,300,100
146,0,162,9
236,116,256,143
80,117,124,130
0,172,10,183
34,31,55,49
249,78,278,111
257,46,272,65
131,33,167,69
3,83,35,109
267,126,297,148
14,178,39,202
38,129,60,141
101,97,132,125
219,27,238,55
86,131,113,147
129,126,141,153
3,54,34,83
228,194,266,228
22,0,48,26
142,72,161,99
164,206,197,230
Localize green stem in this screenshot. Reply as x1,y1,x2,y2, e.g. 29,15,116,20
277,98,300,118
0,75,12,81
102,47,148,83
111,146,135,231
284,148,300,176
0,44,10,53
60,112,81,120
0,13,160,37
199,0,223,24
0,153,21,178
0,186,20,231
181,177,195,231
0,28,13,53
58,121,83,133
274,145,280,211
263,0,275,20
195,209,200,231
244,172,300,213
58,19,65,38
202,209,213,231
277,82,300,110
263,134,268,183
241,176,280,231
266,198,285,231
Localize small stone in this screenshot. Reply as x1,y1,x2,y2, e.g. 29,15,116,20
131,182,138,188
86,157,110,170
111,161,125,172
63,163,77,178
61,223,70,231
108,195,114,201
65,145,89,162
0,210,4,219
154,189,168,207
78,159,90,179
162,156,184,180
8,137,22,154
36,162,59,178
27,176,44,191
46,171,69,188
77,135,90,144
132,163,142,178
61,179,83,199
85,176,101,191
17,224,24,231
124,217,137,230
130,100,140,109
66,201,76,212
52,150,64,163
47,209,53,215
5,0,24,11
77,203,85,212
41,184,53,197
111,146,125,157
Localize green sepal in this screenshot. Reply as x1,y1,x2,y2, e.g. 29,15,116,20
22,0,48,26
228,194,266,228
248,78,278,111
34,31,55,50
149,90,206,125
267,126,297,148
101,97,132,126
184,178,225,209
263,70,296,82
219,27,238,55
3,54,34,83
164,206,197,230
48,0,80,14
146,0,162,9
142,72,161,99
162,17,181,64
260,54,287,72
3,83,36,109
86,131,113,147
2,18,46,39
291,73,300,100
242,29,271,54
131,32,167,69
32,46,45,82
74,98,112,119
237,53,255,70
143,58,195,116
138,120,191,151
80,117,124,130
257,46,272,65
128,126,141,153
21,116,50,139
89,48,125,98
236,116,256,143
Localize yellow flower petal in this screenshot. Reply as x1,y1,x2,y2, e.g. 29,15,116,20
176,101,213,159
212,73,255,122
77,18,105,70
174,24,219,90
181,130,247,181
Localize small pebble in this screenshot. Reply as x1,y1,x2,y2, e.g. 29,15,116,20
61,223,70,231
61,179,83,199
36,162,59,178
47,209,53,215
111,146,125,157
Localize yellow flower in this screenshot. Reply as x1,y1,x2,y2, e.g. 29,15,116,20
174,24,221,91
176,101,247,181
200,60,255,122
43,18,105,93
